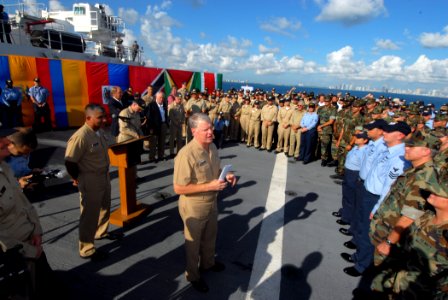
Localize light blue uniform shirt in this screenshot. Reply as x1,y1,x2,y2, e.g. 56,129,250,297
425,119,434,130
365,143,410,196
344,145,367,171
371,143,411,214
1,87,22,106
28,85,49,104
359,137,387,180
300,112,318,130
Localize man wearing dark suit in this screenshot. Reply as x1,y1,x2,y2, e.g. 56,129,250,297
108,86,125,140
146,91,169,162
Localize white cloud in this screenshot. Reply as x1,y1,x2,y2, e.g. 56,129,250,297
23,0,40,16
122,28,137,47
161,0,172,10
199,32,207,39
118,8,139,25
419,25,448,48
405,55,448,83
102,4,114,16
375,39,400,50
49,0,66,11
322,46,364,74
260,17,302,37
258,44,280,54
315,0,386,25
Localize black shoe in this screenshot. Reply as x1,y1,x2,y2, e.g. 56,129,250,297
295,157,302,161
96,232,124,241
267,149,273,152
336,219,350,226
341,253,355,263
339,228,352,236
330,174,344,180
343,266,362,277
344,241,357,250
332,211,341,217
321,160,328,167
275,150,281,154
201,261,226,272
259,148,265,151
327,160,338,167
191,279,209,293
81,250,108,261
303,161,310,165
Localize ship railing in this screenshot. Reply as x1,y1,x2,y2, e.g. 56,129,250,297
2,2,47,18
83,40,144,64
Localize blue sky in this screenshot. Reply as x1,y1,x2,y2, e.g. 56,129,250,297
42,1,448,95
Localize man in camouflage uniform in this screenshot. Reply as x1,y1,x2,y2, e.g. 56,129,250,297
329,99,350,168
276,98,293,154
288,100,306,159
334,99,364,178
371,164,448,299
363,98,377,124
369,131,440,269
317,96,336,166
260,96,278,151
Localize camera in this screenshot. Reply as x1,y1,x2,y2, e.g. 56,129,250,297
26,169,65,184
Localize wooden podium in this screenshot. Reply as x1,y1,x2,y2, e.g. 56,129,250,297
108,136,150,226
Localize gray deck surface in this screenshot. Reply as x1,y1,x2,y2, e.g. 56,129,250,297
30,130,362,299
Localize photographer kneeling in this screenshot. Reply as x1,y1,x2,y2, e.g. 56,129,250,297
0,128,61,299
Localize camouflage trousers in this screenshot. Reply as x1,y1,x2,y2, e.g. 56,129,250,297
319,133,333,161
336,142,347,175
331,133,341,160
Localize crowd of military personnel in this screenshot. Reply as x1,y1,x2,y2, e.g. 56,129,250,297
2,79,448,298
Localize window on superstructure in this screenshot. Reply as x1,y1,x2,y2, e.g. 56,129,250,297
74,6,86,15
91,12,97,25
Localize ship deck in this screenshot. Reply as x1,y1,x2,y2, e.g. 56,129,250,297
32,129,363,300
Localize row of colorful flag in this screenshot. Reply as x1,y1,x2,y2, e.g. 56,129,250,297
0,55,223,128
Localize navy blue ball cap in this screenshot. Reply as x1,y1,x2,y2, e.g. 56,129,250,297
363,119,388,130
383,121,411,136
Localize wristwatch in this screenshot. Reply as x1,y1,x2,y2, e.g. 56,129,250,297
386,239,394,246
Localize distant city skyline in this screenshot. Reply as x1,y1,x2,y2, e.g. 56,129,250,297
37,1,448,96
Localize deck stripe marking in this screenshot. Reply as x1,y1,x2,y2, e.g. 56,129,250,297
245,153,287,300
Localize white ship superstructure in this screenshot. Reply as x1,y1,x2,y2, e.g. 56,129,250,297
0,1,142,64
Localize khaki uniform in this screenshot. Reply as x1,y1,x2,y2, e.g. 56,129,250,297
239,104,251,142
247,107,262,148
0,162,43,258
276,106,293,153
173,139,221,282
288,109,305,157
168,102,185,155
208,101,219,124
229,101,241,140
185,98,207,141
260,104,278,150
65,124,111,257
117,106,143,143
